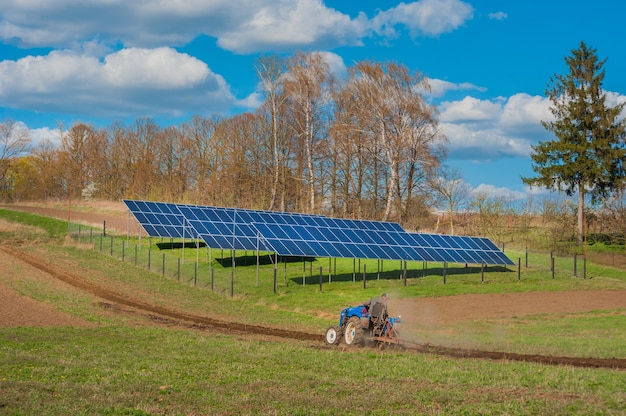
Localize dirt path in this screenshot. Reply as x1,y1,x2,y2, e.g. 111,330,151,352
394,290,626,327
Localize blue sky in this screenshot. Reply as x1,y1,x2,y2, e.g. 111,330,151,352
1,0,625,200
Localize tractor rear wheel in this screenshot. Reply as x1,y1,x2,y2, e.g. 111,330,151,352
343,317,364,347
324,326,341,345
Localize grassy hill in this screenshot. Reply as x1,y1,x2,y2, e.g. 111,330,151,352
0,206,625,415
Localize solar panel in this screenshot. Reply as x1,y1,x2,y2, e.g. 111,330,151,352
123,199,189,239
178,205,274,251
123,199,514,266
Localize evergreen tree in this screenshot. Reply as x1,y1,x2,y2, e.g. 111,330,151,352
523,41,626,245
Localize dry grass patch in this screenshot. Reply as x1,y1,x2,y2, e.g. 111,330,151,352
0,218,46,234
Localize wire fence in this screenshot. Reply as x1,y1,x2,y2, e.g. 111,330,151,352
67,221,611,298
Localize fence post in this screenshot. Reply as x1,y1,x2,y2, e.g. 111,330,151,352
162,253,166,277
177,258,181,281
273,265,277,294
110,236,114,256
481,262,484,283
319,266,323,292
403,261,407,287
443,261,447,284
363,264,366,289
518,258,521,281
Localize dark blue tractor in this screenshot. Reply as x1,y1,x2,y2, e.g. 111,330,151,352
324,302,402,348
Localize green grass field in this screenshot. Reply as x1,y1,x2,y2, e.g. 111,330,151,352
1,208,625,415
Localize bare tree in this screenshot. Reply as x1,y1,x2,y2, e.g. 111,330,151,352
99,122,132,200
600,191,626,247
332,86,377,218
428,165,471,234
30,138,64,200
153,126,191,201
126,118,160,199
183,115,220,203
59,123,107,200
0,119,31,195
284,51,334,213
539,196,577,252
255,55,289,211
339,61,444,221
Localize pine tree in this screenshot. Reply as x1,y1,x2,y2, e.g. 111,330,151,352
523,41,626,245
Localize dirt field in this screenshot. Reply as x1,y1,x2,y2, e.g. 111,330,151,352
1,203,626,369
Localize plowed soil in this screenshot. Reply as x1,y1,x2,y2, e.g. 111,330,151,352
1,204,626,369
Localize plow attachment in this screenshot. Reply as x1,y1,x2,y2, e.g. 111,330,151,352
370,316,403,348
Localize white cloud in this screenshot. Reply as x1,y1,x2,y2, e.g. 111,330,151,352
318,51,348,80
235,92,264,110
523,184,553,196
216,1,366,53
0,48,235,118
103,48,210,88
0,0,475,120
29,126,63,148
0,0,472,53
488,12,508,21
500,93,553,135
442,122,532,159
427,79,486,97
438,93,554,159
472,183,526,200
372,0,474,38
440,96,502,123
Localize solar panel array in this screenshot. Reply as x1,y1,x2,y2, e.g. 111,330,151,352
123,199,514,266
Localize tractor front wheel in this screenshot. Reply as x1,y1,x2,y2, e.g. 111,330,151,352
343,317,364,347
324,326,341,345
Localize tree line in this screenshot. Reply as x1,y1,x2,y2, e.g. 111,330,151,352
1,54,446,230
1,46,625,249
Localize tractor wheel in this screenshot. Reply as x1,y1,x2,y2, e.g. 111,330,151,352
343,317,364,347
324,326,341,345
